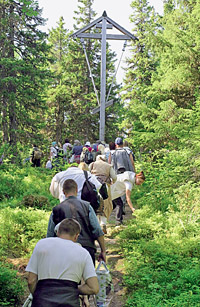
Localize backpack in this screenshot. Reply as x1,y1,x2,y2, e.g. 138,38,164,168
83,151,94,164
34,148,42,159
81,171,100,211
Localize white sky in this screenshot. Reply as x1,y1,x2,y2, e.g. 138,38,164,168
38,0,164,82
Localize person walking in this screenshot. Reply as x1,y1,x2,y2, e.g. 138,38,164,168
30,144,42,167
108,137,136,225
47,179,106,265
71,140,83,164
26,218,99,307
89,155,117,234
49,165,102,203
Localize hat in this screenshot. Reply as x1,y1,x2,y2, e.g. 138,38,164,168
52,141,57,146
115,137,123,145
85,141,91,147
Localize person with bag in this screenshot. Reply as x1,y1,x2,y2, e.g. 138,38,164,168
30,144,43,167
49,165,102,204
47,179,106,265
26,218,99,307
80,146,94,165
108,137,136,225
71,140,83,164
89,155,117,234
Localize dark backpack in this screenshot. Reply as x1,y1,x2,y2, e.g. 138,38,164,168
81,171,100,211
84,151,94,164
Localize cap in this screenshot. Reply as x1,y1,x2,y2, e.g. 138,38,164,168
85,141,91,146
115,137,123,145
52,141,57,146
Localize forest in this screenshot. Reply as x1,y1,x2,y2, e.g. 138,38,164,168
0,0,200,306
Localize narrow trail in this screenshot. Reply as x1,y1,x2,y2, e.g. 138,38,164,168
90,204,133,307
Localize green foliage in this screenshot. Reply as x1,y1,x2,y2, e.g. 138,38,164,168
119,206,200,306
0,207,49,257
0,164,56,206
0,262,25,307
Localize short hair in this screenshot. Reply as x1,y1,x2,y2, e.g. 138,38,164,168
65,138,69,143
58,218,81,236
63,179,77,194
136,171,146,181
109,142,115,150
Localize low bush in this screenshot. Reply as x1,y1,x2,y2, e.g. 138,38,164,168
118,205,200,306
0,261,25,307
0,207,50,257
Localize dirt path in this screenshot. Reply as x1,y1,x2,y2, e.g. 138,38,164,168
90,204,133,307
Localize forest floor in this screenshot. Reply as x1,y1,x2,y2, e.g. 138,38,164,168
7,204,133,307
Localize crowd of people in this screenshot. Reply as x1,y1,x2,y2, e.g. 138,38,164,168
26,137,146,306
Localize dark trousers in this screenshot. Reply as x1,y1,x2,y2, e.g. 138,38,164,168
32,159,40,167
112,168,126,223
112,197,123,223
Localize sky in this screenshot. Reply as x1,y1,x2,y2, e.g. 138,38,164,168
37,0,164,82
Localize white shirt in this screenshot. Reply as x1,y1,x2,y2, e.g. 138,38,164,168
50,167,102,202
110,171,135,200
50,146,57,159
26,237,96,283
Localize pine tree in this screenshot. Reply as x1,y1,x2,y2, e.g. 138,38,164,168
121,0,160,150
0,0,50,149
46,17,71,144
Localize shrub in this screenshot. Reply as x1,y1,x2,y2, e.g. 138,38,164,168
0,261,25,307
0,207,50,257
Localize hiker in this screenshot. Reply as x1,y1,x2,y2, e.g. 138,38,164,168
49,165,102,203
123,139,136,161
50,141,63,168
63,138,72,163
80,146,94,165
108,137,136,224
94,143,105,161
71,140,83,164
89,155,117,234
108,137,135,173
84,141,92,152
47,179,106,265
30,144,42,167
105,141,115,162
26,218,99,307
111,171,146,224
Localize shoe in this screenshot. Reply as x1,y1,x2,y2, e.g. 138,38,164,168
102,225,107,234
115,221,123,226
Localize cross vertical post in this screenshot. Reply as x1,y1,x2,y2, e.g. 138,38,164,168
71,12,137,142
100,17,107,141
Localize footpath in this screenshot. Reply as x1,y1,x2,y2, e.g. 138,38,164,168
91,204,133,307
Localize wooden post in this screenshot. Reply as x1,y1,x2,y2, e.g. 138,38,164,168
100,17,107,141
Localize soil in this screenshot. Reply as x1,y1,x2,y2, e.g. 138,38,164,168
89,204,133,307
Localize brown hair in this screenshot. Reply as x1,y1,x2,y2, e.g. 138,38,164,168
58,218,81,236
63,179,77,194
136,171,146,181
109,142,115,150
